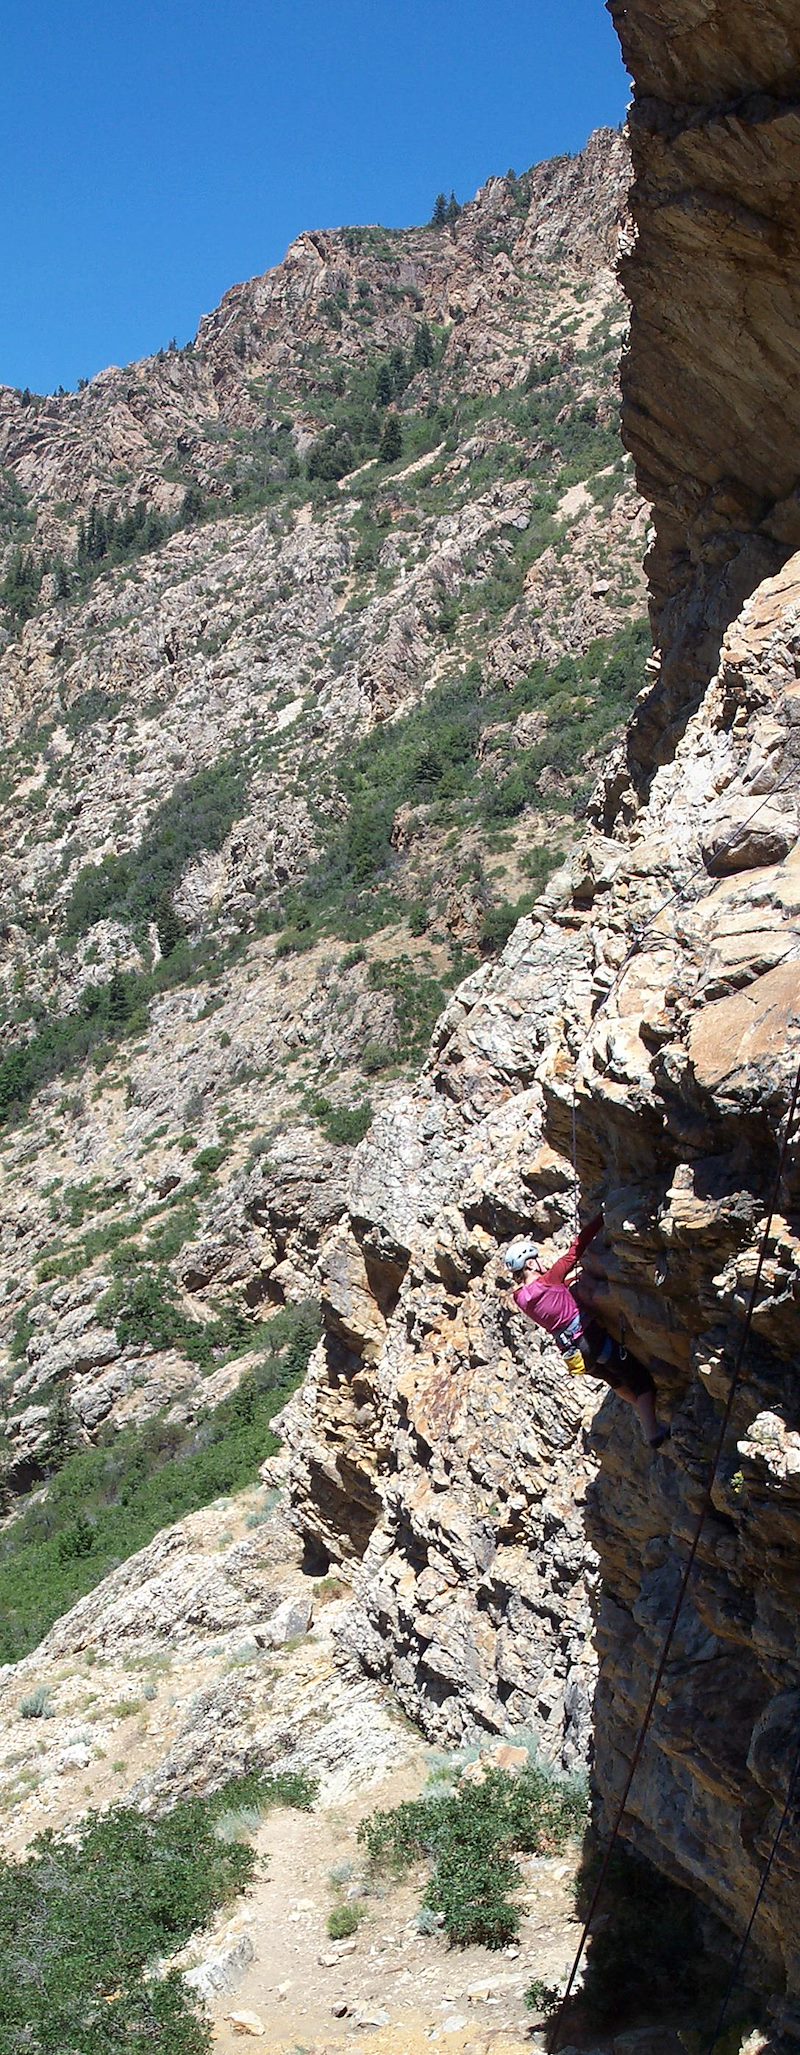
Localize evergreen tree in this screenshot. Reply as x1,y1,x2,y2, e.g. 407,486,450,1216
389,346,409,396
1,548,42,622
379,413,403,464
181,483,205,525
307,428,355,481
143,510,167,551
106,969,132,1029
375,361,393,408
42,1387,77,1476
431,193,447,228
411,320,434,371
155,891,185,959
446,191,461,226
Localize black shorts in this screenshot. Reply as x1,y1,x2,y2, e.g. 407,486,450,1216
581,1320,655,1398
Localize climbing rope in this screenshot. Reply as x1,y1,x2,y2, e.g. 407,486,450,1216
703,1726,800,2055
546,1044,800,2053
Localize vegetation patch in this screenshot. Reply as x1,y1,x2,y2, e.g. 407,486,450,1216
359,1761,587,1948
327,1902,365,1940
0,1301,320,1661
0,1768,315,2055
65,756,245,939
304,1094,373,1146
271,619,648,966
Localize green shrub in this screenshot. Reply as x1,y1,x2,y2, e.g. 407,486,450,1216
366,957,446,1063
305,1095,373,1146
193,1145,227,1176
359,1762,587,1948
19,1686,53,1720
0,1769,315,2055
9,1302,35,1363
327,1903,364,1939
524,1978,562,2019
360,1039,394,1075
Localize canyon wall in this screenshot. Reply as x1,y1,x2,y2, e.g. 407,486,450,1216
288,3,800,2024
608,0,800,785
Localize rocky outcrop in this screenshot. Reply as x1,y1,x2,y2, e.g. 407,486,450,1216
607,0,800,788
3,74,799,2040
289,538,800,2013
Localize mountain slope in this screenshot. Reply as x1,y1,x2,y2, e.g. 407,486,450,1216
0,129,646,1519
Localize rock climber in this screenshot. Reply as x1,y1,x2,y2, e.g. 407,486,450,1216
503,1213,670,1450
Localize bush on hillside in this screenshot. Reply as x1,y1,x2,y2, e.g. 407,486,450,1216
359,1762,587,1948
0,1770,315,2055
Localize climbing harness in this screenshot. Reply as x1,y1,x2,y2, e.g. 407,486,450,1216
546,1045,800,2053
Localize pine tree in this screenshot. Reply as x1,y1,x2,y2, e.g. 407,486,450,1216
431,193,447,228
446,191,461,226
106,969,131,1029
182,483,205,525
375,361,393,408
42,1387,77,1475
379,413,403,464
155,892,185,959
389,346,409,396
412,321,434,370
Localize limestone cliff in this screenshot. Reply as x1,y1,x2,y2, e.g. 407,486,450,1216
608,0,800,785
286,7,800,2029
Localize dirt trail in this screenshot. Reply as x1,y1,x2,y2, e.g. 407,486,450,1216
209,1755,581,2055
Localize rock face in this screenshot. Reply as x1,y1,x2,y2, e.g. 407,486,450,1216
286,13,800,2023
290,528,800,2018
608,0,800,784
0,132,630,555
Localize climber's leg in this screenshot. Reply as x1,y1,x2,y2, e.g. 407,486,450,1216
588,1329,670,1450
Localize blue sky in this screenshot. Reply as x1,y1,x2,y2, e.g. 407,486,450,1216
1,0,630,396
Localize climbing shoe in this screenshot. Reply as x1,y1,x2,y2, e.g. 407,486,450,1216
649,1427,671,1450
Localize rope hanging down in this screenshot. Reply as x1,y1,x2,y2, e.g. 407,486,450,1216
547,1046,800,2053
703,1727,800,2055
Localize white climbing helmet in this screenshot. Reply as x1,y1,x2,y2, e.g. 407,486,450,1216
504,1237,540,1274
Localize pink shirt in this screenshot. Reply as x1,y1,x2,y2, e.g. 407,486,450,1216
513,1215,602,1340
